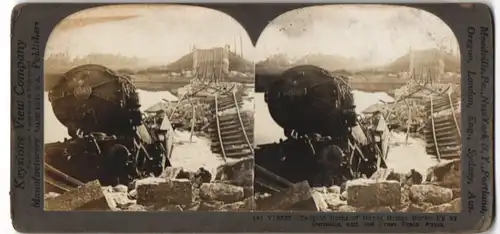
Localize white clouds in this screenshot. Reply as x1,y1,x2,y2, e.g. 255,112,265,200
46,4,459,66
255,5,459,66
47,5,255,64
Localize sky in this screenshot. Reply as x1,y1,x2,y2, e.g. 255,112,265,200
46,4,256,65
255,5,460,66
46,4,459,67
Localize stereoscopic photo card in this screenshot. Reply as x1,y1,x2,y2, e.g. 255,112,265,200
41,4,256,212
253,5,462,213
11,2,494,233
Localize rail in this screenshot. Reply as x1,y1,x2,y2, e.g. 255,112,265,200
44,163,84,193
232,91,254,155
214,93,227,162
427,91,461,161
448,91,461,138
429,95,441,161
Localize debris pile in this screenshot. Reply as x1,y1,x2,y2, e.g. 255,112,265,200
255,159,460,213
45,157,255,212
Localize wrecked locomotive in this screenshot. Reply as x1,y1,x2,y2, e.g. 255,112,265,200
255,65,386,192
45,64,172,193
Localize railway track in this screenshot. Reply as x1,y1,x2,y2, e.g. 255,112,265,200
44,162,84,194
209,92,254,160
192,46,255,160
424,91,461,161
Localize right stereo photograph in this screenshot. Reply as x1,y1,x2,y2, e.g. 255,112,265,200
252,4,462,213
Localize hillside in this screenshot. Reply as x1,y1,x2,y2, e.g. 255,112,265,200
383,48,460,73
44,53,153,74
255,53,366,75
164,49,254,73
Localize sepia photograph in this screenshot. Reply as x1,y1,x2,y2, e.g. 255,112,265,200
43,4,256,212
253,5,461,213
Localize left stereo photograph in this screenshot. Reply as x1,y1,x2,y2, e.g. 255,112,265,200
43,4,256,212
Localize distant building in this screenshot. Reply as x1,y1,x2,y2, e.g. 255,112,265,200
192,45,230,83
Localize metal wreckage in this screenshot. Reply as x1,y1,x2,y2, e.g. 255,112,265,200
44,64,174,193
254,65,388,193
44,63,387,199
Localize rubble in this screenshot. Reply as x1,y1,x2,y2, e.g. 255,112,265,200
337,205,357,212
160,167,184,180
327,186,341,194
409,184,453,205
136,179,195,206
345,179,401,208
198,201,224,211
312,187,328,194
113,185,128,193
256,181,314,211
402,169,424,186
218,197,255,211
45,180,115,211
252,162,461,213
44,159,461,213
323,193,347,210
369,168,399,181
425,159,460,188
199,182,245,203
292,191,329,211
214,156,253,187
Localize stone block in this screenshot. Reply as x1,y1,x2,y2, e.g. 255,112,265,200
199,183,244,203
215,156,254,187
409,184,453,205
346,179,401,208
425,159,460,188
44,180,114,211
256,180,312,211
136,179,195,206
291,191,329,211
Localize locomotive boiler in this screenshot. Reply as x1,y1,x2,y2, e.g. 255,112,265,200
265,65,357,142
45,64,172,193
255,65,383,192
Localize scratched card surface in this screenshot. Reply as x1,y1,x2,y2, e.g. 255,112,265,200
11,3,494,233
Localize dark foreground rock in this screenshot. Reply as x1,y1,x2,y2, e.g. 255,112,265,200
256,181,316,211
45,180,114,211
